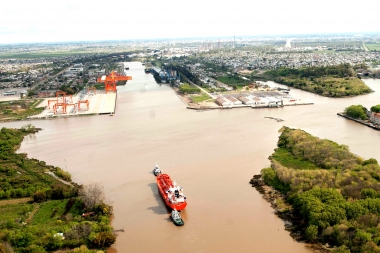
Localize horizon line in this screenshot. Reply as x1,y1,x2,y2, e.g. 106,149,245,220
1,31,380,46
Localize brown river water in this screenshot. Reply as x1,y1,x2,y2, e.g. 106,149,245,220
3,62,380,252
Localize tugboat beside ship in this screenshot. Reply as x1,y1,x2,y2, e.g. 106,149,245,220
171,209,184,226
153,164,185,226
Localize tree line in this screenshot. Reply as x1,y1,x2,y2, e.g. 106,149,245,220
344,104,380,120
265,63,356,79
166,64,204,87
262,64,372,97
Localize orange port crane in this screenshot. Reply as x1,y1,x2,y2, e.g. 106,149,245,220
48,91,74,114
78,100,89,111
97,70,132,93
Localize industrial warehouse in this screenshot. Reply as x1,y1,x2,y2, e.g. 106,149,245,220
214,91,313,109
182,88,313,110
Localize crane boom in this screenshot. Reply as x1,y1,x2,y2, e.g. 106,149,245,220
97,70,132,93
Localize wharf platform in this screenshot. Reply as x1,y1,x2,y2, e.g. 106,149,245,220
96,92,117,114
29,91,117,119
187,100,314,110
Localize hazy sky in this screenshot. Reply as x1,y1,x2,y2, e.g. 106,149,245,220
1,0,380,44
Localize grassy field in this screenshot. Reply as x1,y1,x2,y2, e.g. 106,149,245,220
31,200,68,225
190,93,210,103
0,99,45,121
0,203,31,222
366,43,380,51
217,75,250,86
270,148,321,170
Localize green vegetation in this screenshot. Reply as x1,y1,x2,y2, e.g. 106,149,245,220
116,80,127,86
93,83,105,90
166,64,204,87
0,99,45,122
217,74,250,89
365,43,380,51
58,85,80,95
178,83,200,94
0,127,114,252
270,148,321,170
260,126,380,252
343,103,380,120
190,93,210,103
0,203,31,222
202,61,230,73
262,64,372,97
344,105,368,120
53,167,72,181
0,79,12,83
371,104,380,113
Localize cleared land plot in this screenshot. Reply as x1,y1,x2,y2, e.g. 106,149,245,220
0,203,32,222
0,99,44,121
271,148,321,170
190,93,211,103
31,200,68,225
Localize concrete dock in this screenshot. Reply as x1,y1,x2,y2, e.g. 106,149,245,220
99,93,117,114
29,91,117,119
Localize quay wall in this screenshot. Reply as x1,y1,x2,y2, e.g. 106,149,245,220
337,112,380,131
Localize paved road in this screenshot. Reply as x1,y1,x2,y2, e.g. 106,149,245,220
363,41,369,52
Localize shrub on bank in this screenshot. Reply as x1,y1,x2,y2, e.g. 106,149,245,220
54,168,72,182
344,105,368,120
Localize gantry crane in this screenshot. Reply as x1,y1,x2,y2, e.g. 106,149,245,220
78,100,89,111
97,70,132,93
48,91,75,114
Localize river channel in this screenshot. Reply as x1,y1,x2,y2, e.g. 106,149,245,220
3,62,380,252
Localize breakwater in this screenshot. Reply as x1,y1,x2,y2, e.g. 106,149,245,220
337,112,380,131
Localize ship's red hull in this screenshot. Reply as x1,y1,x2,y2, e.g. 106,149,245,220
156,174,187,211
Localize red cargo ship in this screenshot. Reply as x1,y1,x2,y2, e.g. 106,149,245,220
155,169,187,211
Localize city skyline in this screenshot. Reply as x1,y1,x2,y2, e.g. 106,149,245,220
1,0,380,44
